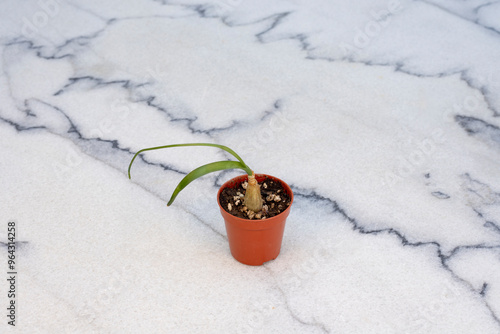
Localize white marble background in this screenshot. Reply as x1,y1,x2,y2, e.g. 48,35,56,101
1,0,500,333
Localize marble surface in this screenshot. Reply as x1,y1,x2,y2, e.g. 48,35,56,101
1,0,500,332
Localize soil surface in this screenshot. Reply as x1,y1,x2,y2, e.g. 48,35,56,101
219,176,291,220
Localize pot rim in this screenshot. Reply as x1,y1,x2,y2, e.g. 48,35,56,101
217,173,293,228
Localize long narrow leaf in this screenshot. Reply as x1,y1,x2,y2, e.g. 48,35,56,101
128,143,252,178
167,160,247,206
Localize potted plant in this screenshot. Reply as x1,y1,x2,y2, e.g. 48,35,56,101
128,143,293,266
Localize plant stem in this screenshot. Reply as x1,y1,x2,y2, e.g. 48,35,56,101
244,173,263,212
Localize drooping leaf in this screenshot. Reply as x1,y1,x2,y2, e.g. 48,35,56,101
167,160,247,206
128,143,252,178
127,143,254,206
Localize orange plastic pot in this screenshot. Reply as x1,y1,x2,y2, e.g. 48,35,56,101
217,174,293,266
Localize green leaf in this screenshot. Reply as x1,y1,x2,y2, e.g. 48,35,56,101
167,160,247,206
128,143,252,178
127,143,254,206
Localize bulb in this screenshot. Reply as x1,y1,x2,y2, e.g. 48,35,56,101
244,173,263,212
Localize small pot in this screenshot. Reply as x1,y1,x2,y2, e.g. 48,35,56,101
217,174,293,266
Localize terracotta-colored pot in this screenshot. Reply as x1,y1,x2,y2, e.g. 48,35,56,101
217,174,293,266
